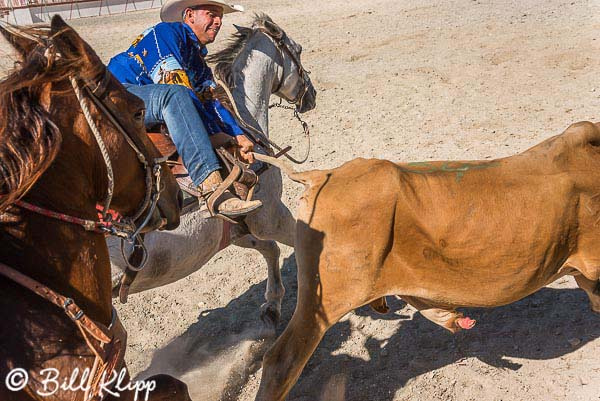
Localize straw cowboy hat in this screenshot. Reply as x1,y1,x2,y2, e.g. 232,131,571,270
160,0,243,22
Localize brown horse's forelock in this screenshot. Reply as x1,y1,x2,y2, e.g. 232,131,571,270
0,26,86,212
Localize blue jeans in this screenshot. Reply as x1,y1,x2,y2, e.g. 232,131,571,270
124,83,220,186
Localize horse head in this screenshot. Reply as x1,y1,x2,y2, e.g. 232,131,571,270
209,14,317,125
0,16,182,233
252,16,317,113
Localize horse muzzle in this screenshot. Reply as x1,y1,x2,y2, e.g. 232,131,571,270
156,187,183,231
297,84,317,113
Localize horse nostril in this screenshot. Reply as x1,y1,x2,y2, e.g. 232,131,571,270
177,189,184,210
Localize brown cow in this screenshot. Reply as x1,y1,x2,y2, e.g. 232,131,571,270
252,121,600,401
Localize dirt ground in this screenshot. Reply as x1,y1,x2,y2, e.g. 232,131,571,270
2,0,600,400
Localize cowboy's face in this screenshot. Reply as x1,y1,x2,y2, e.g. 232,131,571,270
184,5,224,45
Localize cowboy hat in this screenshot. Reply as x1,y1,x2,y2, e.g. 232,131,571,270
160,0,243,22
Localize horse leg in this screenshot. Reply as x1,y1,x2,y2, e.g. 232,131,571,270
369,296,390,314
232,234,284,327
244,193,296,247
574,274,600,313
105,373,191,401
255,291,333,401
143,374,192,401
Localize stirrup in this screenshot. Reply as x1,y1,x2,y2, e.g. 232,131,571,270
204,164,243,224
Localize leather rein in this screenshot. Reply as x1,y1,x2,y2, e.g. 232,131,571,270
0,261,126,401
76,69,168,238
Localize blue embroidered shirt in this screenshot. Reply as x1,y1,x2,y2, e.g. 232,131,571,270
107,22,243,136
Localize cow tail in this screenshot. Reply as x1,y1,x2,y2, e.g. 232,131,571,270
252,152,320,186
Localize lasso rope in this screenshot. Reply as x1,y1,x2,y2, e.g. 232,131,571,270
69,75,114,219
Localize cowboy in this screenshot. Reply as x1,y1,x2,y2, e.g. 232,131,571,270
107,0,262,219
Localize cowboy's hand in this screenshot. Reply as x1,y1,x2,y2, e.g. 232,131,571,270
235,135,255,163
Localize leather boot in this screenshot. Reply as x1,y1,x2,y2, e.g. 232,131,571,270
200,171,262,218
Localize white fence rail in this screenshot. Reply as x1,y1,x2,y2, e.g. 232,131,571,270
1,0,162,24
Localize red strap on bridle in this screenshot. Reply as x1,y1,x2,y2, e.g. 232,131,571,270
14,199,122,235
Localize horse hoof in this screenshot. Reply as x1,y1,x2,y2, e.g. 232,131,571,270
260,303,281,328
369,297,390,314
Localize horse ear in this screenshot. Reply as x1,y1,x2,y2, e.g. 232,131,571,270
233,24,252,36
0,23,39,59
50,15,102,75
262,19,284,40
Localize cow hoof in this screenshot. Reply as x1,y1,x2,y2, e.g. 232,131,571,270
260,303,281,328
456,316,476,330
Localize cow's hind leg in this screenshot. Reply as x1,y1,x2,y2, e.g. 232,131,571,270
575,275,600,313
232,234,284,327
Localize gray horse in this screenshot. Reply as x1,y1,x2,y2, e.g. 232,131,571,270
109,14,316,325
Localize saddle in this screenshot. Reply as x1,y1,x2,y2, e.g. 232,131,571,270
118,77,289,304
117,128,260,303
147,128,259,217
147,76,269,218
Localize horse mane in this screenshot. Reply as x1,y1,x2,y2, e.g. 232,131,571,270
206,13,275,66
0,24,83,212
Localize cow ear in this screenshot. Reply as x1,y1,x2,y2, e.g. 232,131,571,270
50,15,102,77
0,23,39,59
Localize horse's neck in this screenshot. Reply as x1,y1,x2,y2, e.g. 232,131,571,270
0,175,112,325
230,35,281,136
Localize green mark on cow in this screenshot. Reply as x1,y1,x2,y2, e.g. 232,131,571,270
400,161,500,182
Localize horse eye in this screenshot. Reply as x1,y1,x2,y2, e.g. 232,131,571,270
134,109,146,122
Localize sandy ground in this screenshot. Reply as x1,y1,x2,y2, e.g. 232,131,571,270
2,0,600,400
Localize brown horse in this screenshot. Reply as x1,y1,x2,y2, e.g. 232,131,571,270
0,16,190,401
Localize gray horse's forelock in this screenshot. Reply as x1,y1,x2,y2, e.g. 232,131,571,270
206,13,276,65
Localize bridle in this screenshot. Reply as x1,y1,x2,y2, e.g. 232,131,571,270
257,27,312,111
15,64,167,259
72,68,168,240
215,27,312,164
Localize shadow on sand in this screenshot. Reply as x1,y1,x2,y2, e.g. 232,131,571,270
138,254,600,401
